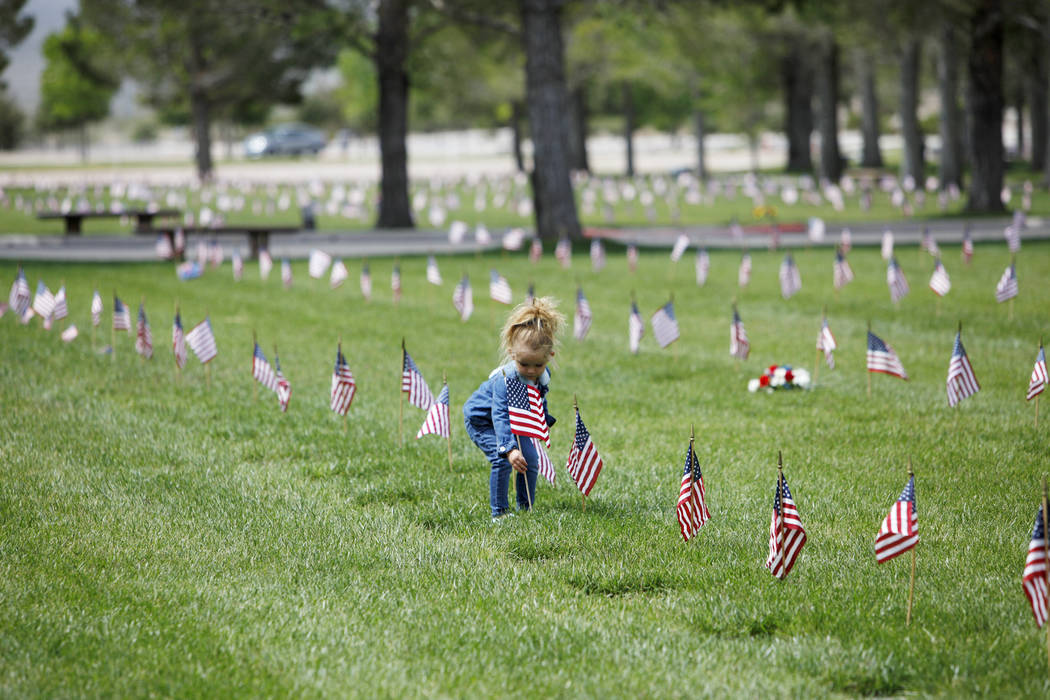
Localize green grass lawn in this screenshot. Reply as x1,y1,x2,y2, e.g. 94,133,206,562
2,241,1049,696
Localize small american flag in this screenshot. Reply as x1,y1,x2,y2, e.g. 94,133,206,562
590,238,606,272
185,317,218,364
426,255,442,285
329,259,349,289
651,300,679,348
626,243,638,272
402,346,435,410
529,238,543,264
172,309,187,370
555,238,572,269
834,249,854,290
308,249,332,279
232,250,243,281
452,274,473,321
489,270,513,305
779,253,801,299
1028,345,1048,401
252,341,277,392
330,345,357,416
259,250,273,280
946,330,980,407
887,257,909,303
628,300,644,354
730,307,750,360
281,259,293,288
274,351,291,412
9,267,30,317
1024,505,1049,628
1005,214,1022,252
867,330,908,380
416,382,450,439
360,262,372,300
695,248,709,286
502,227,525,251
962,225,974,263
816,317,837,369
670,233,689,262
504,372,549,447
60,324,78,342
574,287,592,341
533,437,556,486
391,264,402,303
676,439,710,542
738,253,752,287
921,228,940,257
135,304,153,359
840,227,852,254
32,280,55,322
875,475,917,563
91,289,103,327
566,407,603,496
113,295,131,332
881,229,894,260
766,470,806,579
929,259,951,297
995,263,1018,303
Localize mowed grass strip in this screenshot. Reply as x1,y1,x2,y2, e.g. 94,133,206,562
1,241,1049,696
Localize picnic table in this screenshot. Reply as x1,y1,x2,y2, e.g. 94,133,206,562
38,209,182,234
147,225,300,260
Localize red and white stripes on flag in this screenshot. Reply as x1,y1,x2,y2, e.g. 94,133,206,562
402,346,435,410
566,407,603,496
417,383,450,439
330,345,357,416
921,228,940,257
670,234,689,262
1028,345,1048,401
252,342,278,392
1005,215,1022,252
52,285,68,321
259,250,273,280
504,372,550,448
185,317,218,364
281,259,293,288
867,330,908,380
651,300,679,348
533,438,556,485
875,475,917,563
887,257,909,303
695,248,709,286
574,287,592,341
779,253,801,299
947,330,980,407
426,255,442,285
555,238,571,269
113,296,131,332
816,318,837,369
766,471,806,579
834,249,854,290
529,238,543,264
881,229,894,260
135,304,153,359
60,324,78,342
995,264,1018,303
738,253,752,287
962,226,974,263
628,300,645,354
172,310,187,370
929,259,951,297
308,249,332,279
274,351,291,412
91,289,103,327
676,439,710,542
330,259,349,289
9,267,30,318
1024,505,1049,627
452,274,473,321
730,307,750,360
489,269,513,305
32,280,55,321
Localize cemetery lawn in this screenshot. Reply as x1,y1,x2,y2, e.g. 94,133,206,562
2,241,1049,697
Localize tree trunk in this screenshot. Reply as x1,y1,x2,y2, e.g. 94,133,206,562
966,0,1005,213
190,89,214,181
1028,25,1047,171
782,43,813,173
622,81,635,177
816,34,842,182
520,0,580,241
511,99,525,172
375,0,414,229
1014,87,1025,160
694,106,707,183
567,85,589,173
856,48,883,168
900,37,925,185
938,24,963,189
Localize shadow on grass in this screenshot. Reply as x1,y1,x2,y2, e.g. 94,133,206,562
506,539,566,562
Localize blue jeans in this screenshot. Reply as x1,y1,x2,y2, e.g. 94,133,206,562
464,419,539,517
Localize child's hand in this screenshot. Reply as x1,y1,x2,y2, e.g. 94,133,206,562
507,448,528,474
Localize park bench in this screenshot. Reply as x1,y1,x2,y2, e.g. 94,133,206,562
37,208,182,234
145,225,300,260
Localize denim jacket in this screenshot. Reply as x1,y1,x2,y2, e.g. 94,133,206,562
463,361,556,458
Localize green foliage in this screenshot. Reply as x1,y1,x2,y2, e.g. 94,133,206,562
37,22,118,133
336,48,378,133
0,86,24,149
0,0,34,82
1,241,1050,696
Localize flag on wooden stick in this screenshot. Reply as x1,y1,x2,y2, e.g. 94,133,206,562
135,304,153,358
417,383,450,439
252,341,277,392
172,309,186,370
730,306,750,360
947,328,980,407
566,403,603,497
996,263,1019,303
574,287,592,341
875,475,918,563
274,350,291,412
766,463,806,579
1028,345,1048,401
929,259,951,297
887,257,909,303
816,316,837,369
402,344,435,410
1023,504,1049,627
330,345,356,416
185,317,217,364
867,330,908,380
676,434,710,542
651,299,679,348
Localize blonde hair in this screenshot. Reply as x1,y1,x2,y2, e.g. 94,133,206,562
500,296,565,360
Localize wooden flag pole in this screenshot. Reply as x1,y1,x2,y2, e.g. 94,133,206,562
1042,477,1050,678
444,373,453,473
399,339,405,448
906,458,916,627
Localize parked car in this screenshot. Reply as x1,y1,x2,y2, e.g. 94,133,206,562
243,124,327,157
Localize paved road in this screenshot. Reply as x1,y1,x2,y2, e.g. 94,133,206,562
0,216,1044,262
